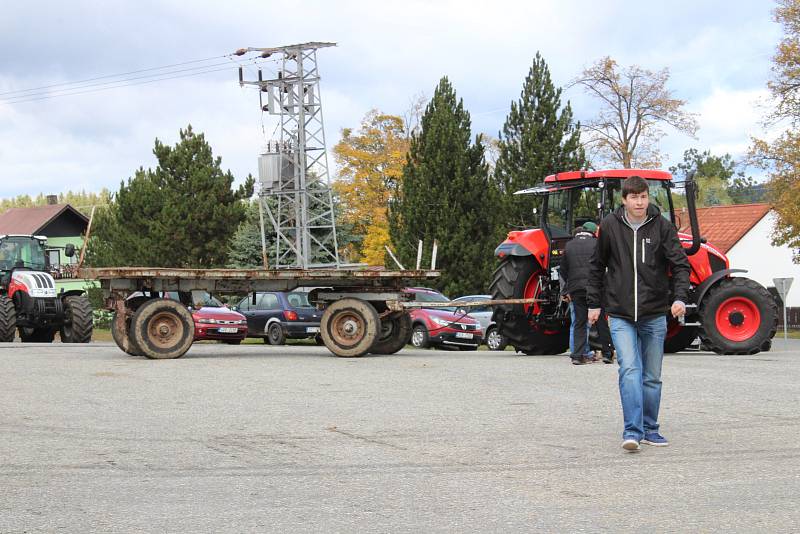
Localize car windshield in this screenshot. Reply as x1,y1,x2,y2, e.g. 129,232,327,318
286,292,311,308
0,237,47,272
413,290,455,312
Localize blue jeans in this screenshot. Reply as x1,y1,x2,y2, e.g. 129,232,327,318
569,301,590,356
609,315,668,441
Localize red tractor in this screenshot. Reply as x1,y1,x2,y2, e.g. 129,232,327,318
490,169,777,355
0,234,93,343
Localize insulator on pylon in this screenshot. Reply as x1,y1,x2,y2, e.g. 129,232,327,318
234,48,247,56
238,67,243,85
262,105,269,112
258,69,263,82
261,52,272,58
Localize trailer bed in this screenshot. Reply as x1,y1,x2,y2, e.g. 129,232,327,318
79,267,440,293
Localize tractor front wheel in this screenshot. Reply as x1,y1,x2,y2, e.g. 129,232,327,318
698,277,777,355
60,295,93,343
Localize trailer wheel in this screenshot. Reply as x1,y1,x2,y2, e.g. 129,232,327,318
489,256,569,355
698,277,778,355
111,312,143,356
0,295,16,342
320,298,379,357
370,312,412,355
60,295,93,343
131,298,194,359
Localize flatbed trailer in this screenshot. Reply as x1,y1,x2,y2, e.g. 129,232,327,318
80,266,444,359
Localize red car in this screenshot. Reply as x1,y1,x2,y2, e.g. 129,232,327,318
405,287,482,350
163,291,248,344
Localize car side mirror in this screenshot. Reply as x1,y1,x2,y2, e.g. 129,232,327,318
64,244,76,257
456,307,467,315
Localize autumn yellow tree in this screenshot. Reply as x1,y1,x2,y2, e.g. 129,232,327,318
332,111,409,265
751,0,800,261
571,57,698,168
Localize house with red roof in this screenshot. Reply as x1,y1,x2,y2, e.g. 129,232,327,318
676,203,800,307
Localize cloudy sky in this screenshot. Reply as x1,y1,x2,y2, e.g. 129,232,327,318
0,0,781,199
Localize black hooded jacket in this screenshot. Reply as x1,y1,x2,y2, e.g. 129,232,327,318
587,204,691,322
560,231,597,297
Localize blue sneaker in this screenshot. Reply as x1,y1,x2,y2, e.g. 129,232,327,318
641,432,669,446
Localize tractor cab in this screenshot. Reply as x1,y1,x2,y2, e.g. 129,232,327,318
514,169,677,270
0,235,50,287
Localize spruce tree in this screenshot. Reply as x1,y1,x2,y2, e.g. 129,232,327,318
388,77,500,296
87,125,254,268
495,52,586,228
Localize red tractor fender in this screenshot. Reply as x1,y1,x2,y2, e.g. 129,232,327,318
494,229,549,269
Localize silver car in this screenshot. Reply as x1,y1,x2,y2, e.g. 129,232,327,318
453,294,507,351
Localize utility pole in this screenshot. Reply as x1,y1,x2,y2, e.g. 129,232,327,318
236,42,340,269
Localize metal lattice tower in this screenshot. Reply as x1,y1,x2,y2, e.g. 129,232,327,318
237,42,339,269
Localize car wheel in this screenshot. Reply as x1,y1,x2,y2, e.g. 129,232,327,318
267,323,286,345
410,325,429,349
485,326,508,351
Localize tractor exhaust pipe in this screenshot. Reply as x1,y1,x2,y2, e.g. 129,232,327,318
684,172,702,256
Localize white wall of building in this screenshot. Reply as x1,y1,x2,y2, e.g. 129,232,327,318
726,211,800,307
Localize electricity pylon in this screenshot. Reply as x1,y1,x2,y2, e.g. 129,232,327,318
237,42,339,269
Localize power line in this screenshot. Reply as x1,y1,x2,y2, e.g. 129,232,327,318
0,56,275,105
0,54,232,97
1,66,238,105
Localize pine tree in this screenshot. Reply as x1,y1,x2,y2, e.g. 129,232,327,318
495,52,586,228
388,77,500,296
87,125,254,267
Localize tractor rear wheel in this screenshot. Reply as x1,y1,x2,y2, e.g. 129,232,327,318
489,255,569,355
698,277,777,355
60,295,93,343
370,312,412,355
0,295,16,342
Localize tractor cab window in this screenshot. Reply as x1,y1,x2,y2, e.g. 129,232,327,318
543,183,603,238
606,179,674,224
0,237,47,272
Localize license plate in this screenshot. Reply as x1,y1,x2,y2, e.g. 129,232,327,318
455,332,473,339
218,327,238,333
306,327,320,333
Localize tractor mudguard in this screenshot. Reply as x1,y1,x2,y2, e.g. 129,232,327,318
495,229,549,269
60,289,85,299
494,242,532,257
693,268,747,305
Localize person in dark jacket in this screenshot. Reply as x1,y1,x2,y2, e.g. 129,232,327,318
587,176,690,452
561,224,597,365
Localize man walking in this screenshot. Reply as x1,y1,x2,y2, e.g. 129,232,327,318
587,176,690,452
561,222,598,365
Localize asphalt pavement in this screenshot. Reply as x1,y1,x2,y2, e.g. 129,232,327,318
1,339,799,533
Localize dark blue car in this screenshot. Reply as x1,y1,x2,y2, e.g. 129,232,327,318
234,291,322,345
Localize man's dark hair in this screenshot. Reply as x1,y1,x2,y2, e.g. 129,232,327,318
573,226,584,236
622,176,649,198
